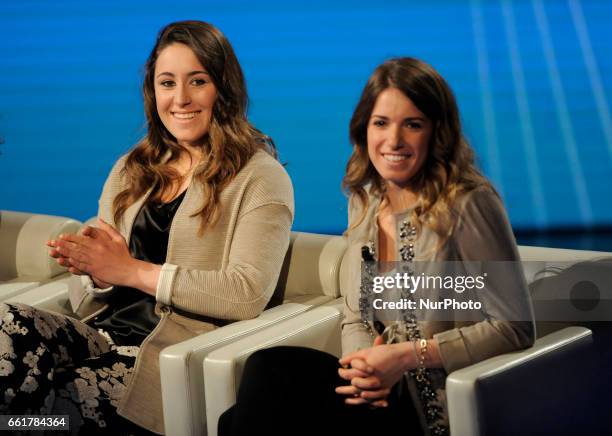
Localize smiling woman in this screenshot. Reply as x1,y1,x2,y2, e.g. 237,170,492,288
0,21,294,435
220,58,534,436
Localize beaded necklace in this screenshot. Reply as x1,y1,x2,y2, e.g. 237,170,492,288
359,218,449,436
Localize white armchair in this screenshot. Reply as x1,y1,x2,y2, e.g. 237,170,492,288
201,245,611,436
0,210,81,301
159,231,347,436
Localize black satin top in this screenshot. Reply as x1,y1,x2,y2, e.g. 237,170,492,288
93,190,186,346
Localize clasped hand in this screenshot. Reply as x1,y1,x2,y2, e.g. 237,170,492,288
47,218,134,288
335,336,413,409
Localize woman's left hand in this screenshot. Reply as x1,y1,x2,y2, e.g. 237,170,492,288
54,219,136,287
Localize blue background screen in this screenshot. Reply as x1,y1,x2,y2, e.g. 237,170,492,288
1,0,611,235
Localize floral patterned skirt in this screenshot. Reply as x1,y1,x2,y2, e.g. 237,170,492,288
0,302,152,435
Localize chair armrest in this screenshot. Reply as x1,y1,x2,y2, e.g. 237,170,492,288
203,305,342,436
5,277,73,315
0,281,42,300
160,302,314,436
446,326,593,436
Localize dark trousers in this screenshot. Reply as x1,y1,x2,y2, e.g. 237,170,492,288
218,346,424,436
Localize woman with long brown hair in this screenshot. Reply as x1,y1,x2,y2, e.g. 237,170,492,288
219,57,534,436
0,21,293,434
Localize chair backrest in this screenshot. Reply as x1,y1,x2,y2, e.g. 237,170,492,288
517,245,612,340
274,232,347,300
518,244,611,288
517,245,609,262
0,210,81,282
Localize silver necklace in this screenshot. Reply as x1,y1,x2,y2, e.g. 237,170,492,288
359,218,448,436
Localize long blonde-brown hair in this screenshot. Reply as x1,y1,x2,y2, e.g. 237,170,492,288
343,57,493,242
113,21,276,233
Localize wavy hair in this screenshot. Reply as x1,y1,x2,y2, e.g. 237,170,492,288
343,57,493,242
113,21,276,233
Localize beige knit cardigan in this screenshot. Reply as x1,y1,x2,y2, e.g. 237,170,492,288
68,149,294,433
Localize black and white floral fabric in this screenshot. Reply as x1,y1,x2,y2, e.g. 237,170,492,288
0,302,150,435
